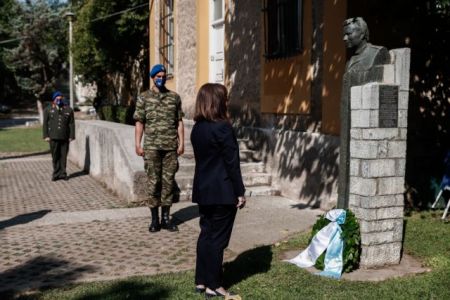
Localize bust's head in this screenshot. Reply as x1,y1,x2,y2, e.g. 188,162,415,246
343,17,369,49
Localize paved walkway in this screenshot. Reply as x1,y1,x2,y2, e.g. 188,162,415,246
0,153,321,294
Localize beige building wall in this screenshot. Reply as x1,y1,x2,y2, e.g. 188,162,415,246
322,0,347,135
225,0,262,126
196,0,209,92
149,0,156,88
175,0,197,118
146,0,348,208
148,0,198,117
149,0,176,92
261,0,312,115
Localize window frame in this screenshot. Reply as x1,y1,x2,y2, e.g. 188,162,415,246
159,0,175,76
262,0,303,60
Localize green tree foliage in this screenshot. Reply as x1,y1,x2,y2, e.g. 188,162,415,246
72,0,149,106
3,0,68,107
0,0,21,104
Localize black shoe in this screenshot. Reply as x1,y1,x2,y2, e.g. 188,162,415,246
205,289,235,299
63,175,69,181
149,207,161,233
52,176,58,182
161,206,178,232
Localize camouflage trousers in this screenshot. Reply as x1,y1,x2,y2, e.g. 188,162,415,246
144,149,178,208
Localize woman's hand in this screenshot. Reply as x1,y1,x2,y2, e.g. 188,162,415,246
135,146,145,156
177,143,184,156
237,196,246,209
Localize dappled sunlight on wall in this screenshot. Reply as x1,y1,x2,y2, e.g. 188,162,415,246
262,56,312,114
236,125,340,209
225,0,262,127
321,0,346,136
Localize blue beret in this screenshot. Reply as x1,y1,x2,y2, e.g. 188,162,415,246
149,64,166,78
52,91,63,101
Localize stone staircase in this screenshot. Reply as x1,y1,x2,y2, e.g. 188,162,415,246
176,124,280,201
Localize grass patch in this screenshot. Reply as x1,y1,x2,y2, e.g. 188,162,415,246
0,127,48,153
4,212,450,299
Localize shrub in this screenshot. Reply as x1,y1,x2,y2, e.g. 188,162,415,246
309,209,361,273
101,105,115,122
99,105,134,125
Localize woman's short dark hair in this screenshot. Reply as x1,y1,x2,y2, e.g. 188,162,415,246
194,83,229,122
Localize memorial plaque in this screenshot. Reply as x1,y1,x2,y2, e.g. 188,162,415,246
379,85,398,128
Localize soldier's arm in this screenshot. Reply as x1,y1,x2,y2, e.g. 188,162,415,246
176,95,184,155
133,94,146,156
177,120,184,156
135,121,145,156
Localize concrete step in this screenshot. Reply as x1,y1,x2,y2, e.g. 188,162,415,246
177,185,281,201
174,172,272,190
177,162,265,175
239,149,261,162
244,185,281,197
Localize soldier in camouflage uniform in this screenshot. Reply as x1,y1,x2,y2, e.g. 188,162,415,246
43,91,75,181
134,64,184,233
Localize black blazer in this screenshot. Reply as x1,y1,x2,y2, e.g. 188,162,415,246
191,120,245,205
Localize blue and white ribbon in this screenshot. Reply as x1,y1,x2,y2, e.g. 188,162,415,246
286,209,346,279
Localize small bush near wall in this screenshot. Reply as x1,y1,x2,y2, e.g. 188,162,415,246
101,105,114,122
99,105,135,125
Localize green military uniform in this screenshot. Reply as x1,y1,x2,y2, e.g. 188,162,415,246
133,88,184,208
43,104,75,180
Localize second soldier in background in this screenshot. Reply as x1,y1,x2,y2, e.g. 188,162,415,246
43,91,75,181
134,64,184,233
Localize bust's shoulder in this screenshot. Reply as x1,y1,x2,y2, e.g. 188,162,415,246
367,43,385,50
366,43,390,64
366,43,389,55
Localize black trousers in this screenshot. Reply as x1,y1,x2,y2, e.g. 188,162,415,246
195,204,237,289
50,139,69,179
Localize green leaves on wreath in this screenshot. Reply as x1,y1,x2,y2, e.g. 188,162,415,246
309,209,361,273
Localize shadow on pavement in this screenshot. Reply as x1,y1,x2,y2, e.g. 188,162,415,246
68,170,89,179
0,209,51,230
0,151,50,161
9,281,171,300
172,204,199,225
0,256,97,298
70,281,170,300
223,245,273,288
290,202,321,210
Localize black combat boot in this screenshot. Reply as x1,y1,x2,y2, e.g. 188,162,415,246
161,206,178,232
149,207,161,233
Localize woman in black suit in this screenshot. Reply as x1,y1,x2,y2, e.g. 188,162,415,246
191,83,246,298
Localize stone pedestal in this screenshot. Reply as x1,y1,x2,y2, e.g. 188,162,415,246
348,49,410,268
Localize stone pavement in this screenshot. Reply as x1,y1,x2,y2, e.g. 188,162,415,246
0,153,322,294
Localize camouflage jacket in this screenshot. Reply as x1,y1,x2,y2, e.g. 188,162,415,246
133,88,184,150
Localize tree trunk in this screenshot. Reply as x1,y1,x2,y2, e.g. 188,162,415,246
37,99,44,124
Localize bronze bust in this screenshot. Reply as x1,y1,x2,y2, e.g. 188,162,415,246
343,17,390,73
338,17,391,209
